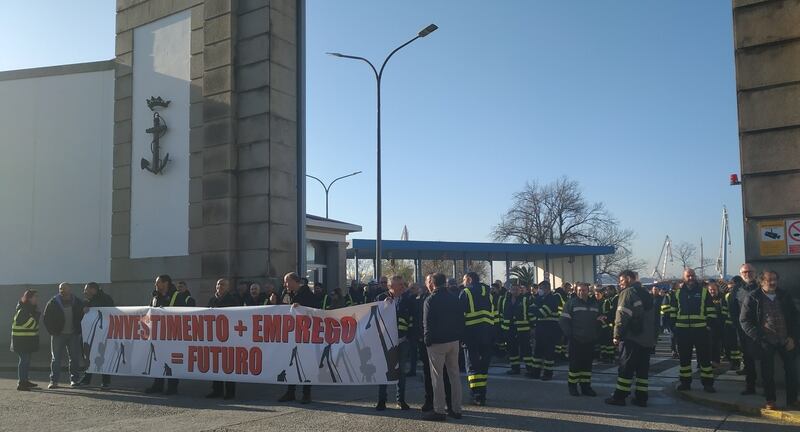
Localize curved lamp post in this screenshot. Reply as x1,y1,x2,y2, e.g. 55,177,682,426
327,23,438,281
306,171,362,219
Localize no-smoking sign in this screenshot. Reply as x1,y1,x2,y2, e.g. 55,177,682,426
787,219,800,255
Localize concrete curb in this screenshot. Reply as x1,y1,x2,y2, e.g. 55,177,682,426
670,382,800,425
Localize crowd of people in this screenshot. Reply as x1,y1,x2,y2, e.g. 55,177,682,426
9,262,800,421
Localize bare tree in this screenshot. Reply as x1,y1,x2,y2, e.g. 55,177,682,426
674,242,697,270
494,177,645,279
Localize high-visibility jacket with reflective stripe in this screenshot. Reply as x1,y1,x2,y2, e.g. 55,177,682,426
503,295,530,332
11,308,39,337
675,283,715,328
460,284,496,337
529,293,561,324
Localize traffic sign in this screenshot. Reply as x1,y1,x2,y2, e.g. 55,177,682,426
786,219,800,255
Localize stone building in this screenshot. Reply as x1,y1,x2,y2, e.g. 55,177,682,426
0,1,365,350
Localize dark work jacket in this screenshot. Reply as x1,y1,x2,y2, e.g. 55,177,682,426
151,286,188,308
740,288,800,352
285,285,318,308
249,293,267,306
43,295,84,336
729,280,757,332
376,291,413,340
559,297,601,344
179,290,197,307
459,283,495,345
11,302,40,353
208,291,240,308
424,288,464,346
85,290,115,308
409,291,428,342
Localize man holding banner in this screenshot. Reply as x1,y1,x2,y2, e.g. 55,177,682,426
206,279,240,400
144,275,186,395
375,275,412,411
277,272,317,404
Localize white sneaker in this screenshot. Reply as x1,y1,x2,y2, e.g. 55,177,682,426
70,381,81,388
48,382,58,389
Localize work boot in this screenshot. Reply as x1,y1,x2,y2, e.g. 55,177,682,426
23,381,38,388
420,401,433,412
568,384,580,397
676,383,691,391
529,369,541,379
703,385,716,394
605,397,626,406
506,367,520,375
422,412,446,422
631,398,647,407
278,391,295,402
541,371,553,381
397,401,410,410
375,400,386,411
581,385,597,397
447,408,462,419
16,384,30,391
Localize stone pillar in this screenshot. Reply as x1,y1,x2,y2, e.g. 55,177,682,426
113,0,299,302
732,0,800,385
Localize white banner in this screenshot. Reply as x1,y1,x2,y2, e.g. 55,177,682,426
80,303,399,385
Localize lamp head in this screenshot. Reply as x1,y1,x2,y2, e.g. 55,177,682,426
418,24,438,37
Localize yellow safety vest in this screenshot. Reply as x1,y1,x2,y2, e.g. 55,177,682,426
11,309,38,337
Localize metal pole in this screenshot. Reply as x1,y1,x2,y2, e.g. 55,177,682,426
296,0,307,277
376,75,382,284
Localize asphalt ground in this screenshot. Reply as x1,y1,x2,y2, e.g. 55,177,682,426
0,334,794,432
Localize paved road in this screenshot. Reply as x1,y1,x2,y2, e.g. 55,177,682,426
0,336,790,432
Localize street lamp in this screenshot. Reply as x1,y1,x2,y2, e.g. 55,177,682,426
327,23,438,282
306,171,362,219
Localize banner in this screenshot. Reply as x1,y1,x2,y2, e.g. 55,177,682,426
81,302,399,385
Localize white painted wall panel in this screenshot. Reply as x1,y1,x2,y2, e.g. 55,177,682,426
130,11,190,258
0,70,114,284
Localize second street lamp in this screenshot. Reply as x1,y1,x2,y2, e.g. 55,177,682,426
328,23,438,282
306,171,362,219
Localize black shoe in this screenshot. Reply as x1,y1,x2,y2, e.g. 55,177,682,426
397,401,410,410
605,397,626,406
144,385,162,394
278,392,295,402
703,385,716,394
741,388,756,396
506,368,521,375
525,370,535,379
300,393,311,404
423,412,446,422
447,409,462,419
677,383,691,391
631,398,647,407
100,382,110,390
206,392,223,399
23,381,38,388
164,387,178,396
569,386,580,397
420,402,433,412
581,387,597,397
16,384,30,391
375,401,386,411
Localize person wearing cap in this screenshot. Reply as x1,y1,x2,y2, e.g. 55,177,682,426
11,289,40,391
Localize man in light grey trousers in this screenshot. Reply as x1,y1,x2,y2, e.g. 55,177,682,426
423,273,464,422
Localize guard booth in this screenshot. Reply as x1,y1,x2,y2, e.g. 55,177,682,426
346,239,614,285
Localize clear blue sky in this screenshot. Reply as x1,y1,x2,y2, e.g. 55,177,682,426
1,1,744,278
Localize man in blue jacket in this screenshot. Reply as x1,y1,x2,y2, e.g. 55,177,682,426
42,282,84,389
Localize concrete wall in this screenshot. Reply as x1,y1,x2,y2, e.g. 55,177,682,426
130,11,191,258
733,0,800,296
0,65,114,285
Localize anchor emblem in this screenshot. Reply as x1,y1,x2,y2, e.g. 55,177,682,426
141,96,171,174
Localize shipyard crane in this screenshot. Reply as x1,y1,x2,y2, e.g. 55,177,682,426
651,235,673,281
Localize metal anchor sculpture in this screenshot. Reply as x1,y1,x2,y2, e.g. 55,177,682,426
141,96,171,174
365,304,399,381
